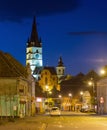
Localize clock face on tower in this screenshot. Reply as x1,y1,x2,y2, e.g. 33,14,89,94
35,54,39,59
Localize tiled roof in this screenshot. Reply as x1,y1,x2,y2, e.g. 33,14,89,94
43,66,57,75
0,51,27,77
33,66,43,74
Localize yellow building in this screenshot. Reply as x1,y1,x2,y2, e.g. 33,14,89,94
39,67,58,92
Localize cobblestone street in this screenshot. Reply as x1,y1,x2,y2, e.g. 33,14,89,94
0,112,107,130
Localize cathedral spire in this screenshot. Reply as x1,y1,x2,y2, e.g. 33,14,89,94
30,16,41,47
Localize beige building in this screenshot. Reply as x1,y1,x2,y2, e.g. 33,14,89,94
97,77,107,114
0,51,35,117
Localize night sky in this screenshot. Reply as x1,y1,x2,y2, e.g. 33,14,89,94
0,0,107,76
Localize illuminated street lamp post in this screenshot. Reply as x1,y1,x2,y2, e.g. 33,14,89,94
58,94,62,98
45,85,52,111
45,85,52,98
45,85,49,98
68,93,72,111
68,93,72,97
80,91,83,96
88,78,96,110
80,91,83,102
88,80,95,95
79,91,83,111
45,85,49,111
58,94,62,110
100,69,105,75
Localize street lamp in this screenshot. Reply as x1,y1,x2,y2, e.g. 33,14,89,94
80,91,83,110
58,94,62,110
80,91,83,102
80,91,83,103
100,69,107,77
45,85,53,110
100,69,105,75
68,93,72,97
100,66,107,76
68,93,72,111
45,85,50,112
88,80,95,97
80,91,83,96
46,85,49,91
88,79,96,110
45,85,49,98
58,94,62,98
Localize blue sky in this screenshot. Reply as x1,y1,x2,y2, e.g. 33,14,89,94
0,0,107,76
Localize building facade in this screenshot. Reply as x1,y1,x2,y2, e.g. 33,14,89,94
97,77,107,114
0,51,35,117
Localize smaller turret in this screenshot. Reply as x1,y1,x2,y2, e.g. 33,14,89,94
58,56,64,67
56,56,65,79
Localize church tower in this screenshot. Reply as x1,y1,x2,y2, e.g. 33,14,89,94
56,56,65,79
26,17,43,79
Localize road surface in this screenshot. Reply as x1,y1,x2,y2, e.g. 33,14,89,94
0,111,107,130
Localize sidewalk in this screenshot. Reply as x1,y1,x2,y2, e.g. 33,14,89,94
44,110,97,116
0,117,46,130
61,110,96,116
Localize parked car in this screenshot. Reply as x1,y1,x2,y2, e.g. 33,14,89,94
80,108,95,113
50,107,61,116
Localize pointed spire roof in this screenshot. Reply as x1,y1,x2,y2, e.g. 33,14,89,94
29,16,41,47
57,56,64,67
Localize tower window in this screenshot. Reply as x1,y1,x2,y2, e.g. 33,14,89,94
36,50,39,53
28,54,31,59
58,69,61,73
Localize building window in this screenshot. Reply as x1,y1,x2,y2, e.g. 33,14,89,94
19,89,24,93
